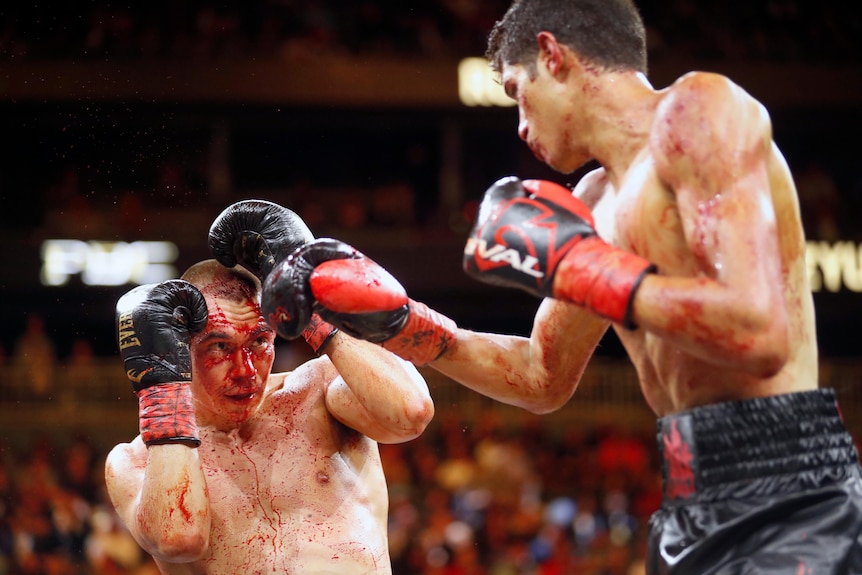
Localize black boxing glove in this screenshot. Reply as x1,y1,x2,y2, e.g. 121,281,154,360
463,176,656,329
208,199,338,352
116,280,208,447
208,199,314,282
263,238,457,365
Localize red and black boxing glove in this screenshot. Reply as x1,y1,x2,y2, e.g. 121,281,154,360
263,238,457,365
115,280,208,447
208,199,338,354
463,176,656,329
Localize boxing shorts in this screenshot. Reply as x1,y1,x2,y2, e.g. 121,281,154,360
647,388,862,574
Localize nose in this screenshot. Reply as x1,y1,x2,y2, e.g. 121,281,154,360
230,347,256,377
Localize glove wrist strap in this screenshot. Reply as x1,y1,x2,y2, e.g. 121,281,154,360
382,300,457,366
553,236,656,330
137,383,201,447
302,314,339,355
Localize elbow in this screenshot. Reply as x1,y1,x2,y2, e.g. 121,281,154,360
137,511,210,563
523,393,571,415
749,331,789,378
380,395,435,444
519,382,575,415
738,309,790,378
145,530,209,563
403,395,435,440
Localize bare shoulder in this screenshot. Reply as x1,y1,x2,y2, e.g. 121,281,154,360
651,71,771,188
267,356,335,403
572,166,609,209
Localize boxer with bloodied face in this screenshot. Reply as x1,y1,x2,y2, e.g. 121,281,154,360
105,258,433,575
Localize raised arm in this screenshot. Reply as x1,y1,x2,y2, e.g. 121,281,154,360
634,73,789,376
105,281,211,562
106,441,210,562
263,236,605,415
320,332,434,444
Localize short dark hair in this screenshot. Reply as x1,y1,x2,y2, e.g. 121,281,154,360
486,0,647,75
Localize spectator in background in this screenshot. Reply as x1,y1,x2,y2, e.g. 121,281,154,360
13,313,56,400
63,338,97,403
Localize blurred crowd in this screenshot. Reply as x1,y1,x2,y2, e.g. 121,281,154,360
0,0,859,64
0,432,157,575
382,412,659,575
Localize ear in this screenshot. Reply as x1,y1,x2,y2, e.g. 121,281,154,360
536,31,566,77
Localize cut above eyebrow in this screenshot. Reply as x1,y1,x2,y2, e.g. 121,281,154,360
197,331,231,344
198,324,274,343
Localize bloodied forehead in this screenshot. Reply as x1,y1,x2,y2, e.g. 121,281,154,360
182,260,260,301
204,294,268,334
181,259,267,332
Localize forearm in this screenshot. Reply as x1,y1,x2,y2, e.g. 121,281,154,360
433,300,606,413
325,333,434,441
431,330,540,408
136,444,211,561
633,274,790,376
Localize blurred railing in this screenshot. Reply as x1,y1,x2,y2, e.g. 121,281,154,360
1,357,860,449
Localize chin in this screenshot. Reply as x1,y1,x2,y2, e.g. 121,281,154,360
551,154,592,175
223,395,263,418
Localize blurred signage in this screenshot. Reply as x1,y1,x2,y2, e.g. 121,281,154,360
35,238,860,292
807,241,862,293
40,239,179,286
458,57,515,107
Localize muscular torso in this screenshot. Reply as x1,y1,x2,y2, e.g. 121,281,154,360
148,370,391,575
576,81,818,415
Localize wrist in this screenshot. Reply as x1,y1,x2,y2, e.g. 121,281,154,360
137,383,200,447
302,314,339,355
553,237,655,329
382,300,457,366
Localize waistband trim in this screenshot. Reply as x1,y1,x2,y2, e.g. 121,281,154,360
657,389,859,504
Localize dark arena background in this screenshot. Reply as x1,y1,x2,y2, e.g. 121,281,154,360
1,2,861,573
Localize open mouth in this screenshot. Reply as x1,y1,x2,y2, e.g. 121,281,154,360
225,392,256,403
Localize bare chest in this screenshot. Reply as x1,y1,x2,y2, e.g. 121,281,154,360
591,160,692,276
190,422,389,573
198,421,372,521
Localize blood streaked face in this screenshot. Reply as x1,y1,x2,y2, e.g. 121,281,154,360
190,291,276,429
502,62,590,175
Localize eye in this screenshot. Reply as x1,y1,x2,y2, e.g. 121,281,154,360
208,341,232,354
250,335,272,351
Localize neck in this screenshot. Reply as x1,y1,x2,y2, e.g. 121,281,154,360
584,71,658,186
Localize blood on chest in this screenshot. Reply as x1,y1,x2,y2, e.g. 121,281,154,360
594,162,685,272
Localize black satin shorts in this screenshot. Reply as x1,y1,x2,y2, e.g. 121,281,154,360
647,388,862,575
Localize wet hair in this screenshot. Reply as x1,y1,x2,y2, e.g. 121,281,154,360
486,0,647,75
181,259,260,304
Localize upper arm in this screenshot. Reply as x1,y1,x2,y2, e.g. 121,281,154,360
651,73,781,310
636,73,790,374
105,441,146,542
319,337,433,444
